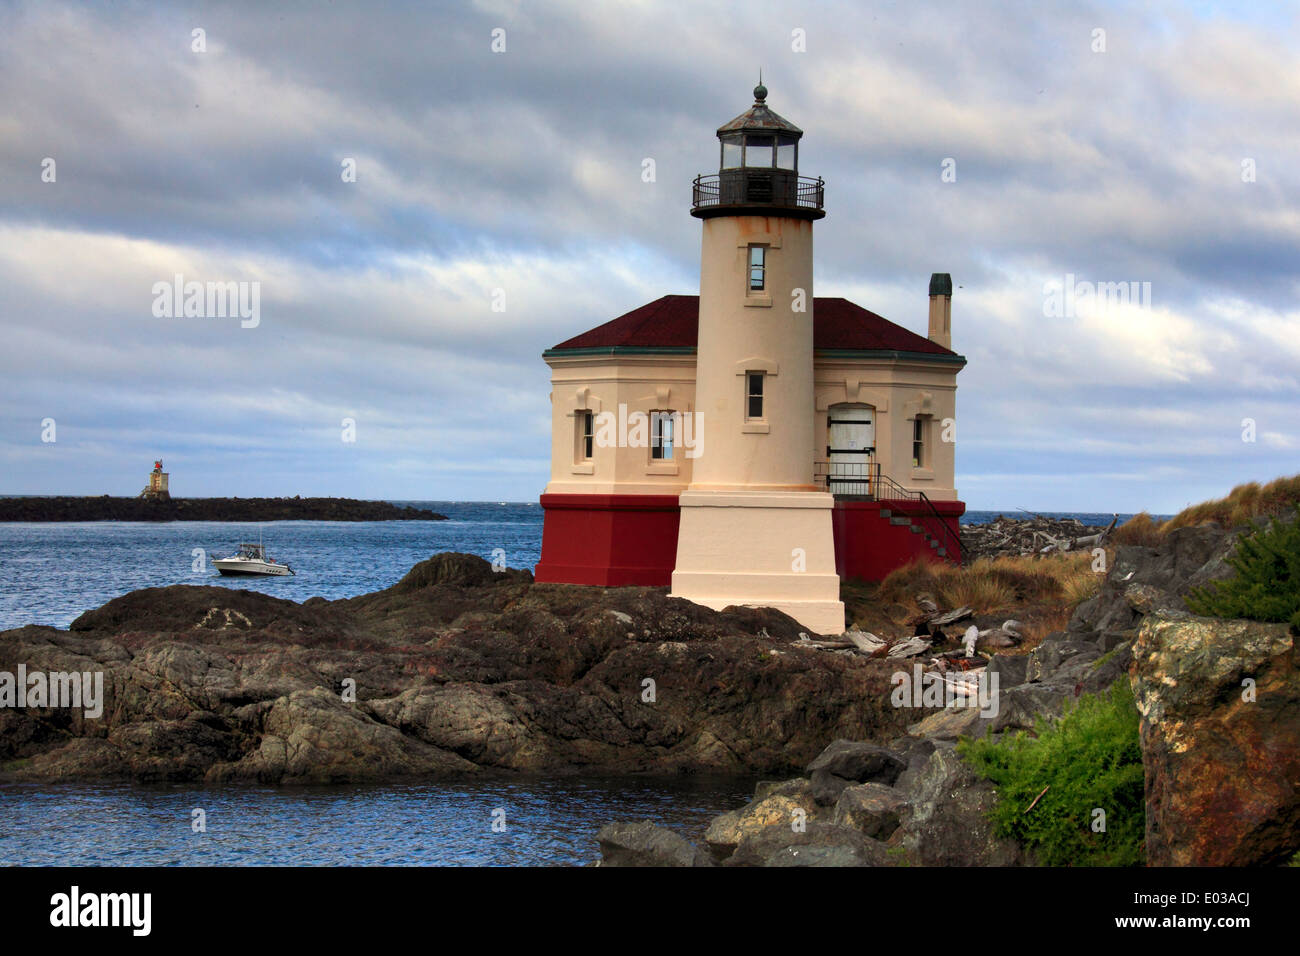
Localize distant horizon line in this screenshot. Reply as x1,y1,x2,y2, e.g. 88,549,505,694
0,493,1165,517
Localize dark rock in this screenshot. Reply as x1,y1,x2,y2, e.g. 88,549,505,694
725,821,890,867
1069,525,1237,640
989,683,1071,733
893,746,1029,866
810,769,854,806
833,782,907,839
763,844,883,867
1078,642,1133,695
2,554,918,783
1096,629,1132,653
890,735,938,768
596,821,706,867
391,553,531,591
0,495,447,523
987,653,1029,687
889,736,940,796
805,739,906,785
1025,638,1099,683
1051,647,1104,684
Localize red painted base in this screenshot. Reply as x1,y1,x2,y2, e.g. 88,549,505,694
535,492,964,588
831,499,965,583
534,493,681,586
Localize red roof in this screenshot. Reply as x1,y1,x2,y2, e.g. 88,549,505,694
547,294,959,357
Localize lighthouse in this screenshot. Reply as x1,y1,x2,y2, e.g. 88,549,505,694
534,83,966,629
668,83,846,634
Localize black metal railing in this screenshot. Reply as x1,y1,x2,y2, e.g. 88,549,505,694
813,461,963,563
813,460,879,498
692,171,824,212
874,473,964,563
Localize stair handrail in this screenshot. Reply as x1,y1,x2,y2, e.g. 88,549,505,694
874,472,963,563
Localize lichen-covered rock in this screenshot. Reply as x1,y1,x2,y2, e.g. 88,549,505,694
704,793,814,860
1131,614,1299,866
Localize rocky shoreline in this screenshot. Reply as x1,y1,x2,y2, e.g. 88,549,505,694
0,553,913,784
596,520,1300,867
0,496,447,522
2,519,1296,866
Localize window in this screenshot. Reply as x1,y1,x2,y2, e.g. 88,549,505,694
578,410,594,461
746,373,764,420
744,135,774,167
651,410,675,460
748,245,766,291
912,417,927,468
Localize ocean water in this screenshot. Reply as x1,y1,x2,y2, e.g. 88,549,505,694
0,501,543,632
0,778,754,867
0,502,1139,632
0,501,1138,866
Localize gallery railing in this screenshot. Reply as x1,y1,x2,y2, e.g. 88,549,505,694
692,171,825,212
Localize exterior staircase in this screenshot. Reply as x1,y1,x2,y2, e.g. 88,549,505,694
881,507,956,561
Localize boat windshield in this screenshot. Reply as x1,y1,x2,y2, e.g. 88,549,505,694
236,543,266,559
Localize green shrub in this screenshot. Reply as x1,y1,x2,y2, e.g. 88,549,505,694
1186,506,1300,632
959,682,1145,866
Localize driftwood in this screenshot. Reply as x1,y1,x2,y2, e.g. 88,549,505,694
960,515,1114,561
1074,514,1119,548
792,636,855,650
929,605,974,627
887,636,933,659
845,630,888,654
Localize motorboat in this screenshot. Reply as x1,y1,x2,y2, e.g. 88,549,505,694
213,542,294,576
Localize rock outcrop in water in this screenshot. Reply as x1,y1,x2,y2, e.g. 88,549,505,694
0,496,446,522
0,554,913,784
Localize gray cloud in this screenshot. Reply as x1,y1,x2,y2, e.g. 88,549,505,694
0,0,1296,511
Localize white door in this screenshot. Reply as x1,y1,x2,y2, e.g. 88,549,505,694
827,404,874,495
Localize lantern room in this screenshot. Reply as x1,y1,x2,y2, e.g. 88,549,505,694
693,82,824,219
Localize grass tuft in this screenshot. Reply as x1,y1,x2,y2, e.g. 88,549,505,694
880,552,1101,614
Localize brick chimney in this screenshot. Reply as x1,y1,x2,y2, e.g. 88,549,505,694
927,272,952,350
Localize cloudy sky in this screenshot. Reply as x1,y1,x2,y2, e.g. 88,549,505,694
1,0,1296,512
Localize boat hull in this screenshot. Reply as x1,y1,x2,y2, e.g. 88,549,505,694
213,560,293,577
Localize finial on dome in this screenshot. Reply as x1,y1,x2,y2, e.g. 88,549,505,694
753,70,767,103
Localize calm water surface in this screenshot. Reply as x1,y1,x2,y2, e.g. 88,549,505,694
0,502,542,631
0,502,1136,632
0,777,756,866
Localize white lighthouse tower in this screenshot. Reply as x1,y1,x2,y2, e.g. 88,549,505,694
670,83,845,634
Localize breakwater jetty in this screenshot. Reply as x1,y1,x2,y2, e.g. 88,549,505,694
0,496,447,522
